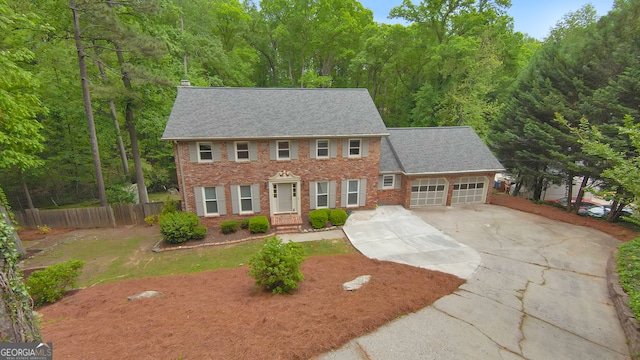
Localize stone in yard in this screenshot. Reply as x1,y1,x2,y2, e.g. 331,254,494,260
342,275,371,291
127,290,163,301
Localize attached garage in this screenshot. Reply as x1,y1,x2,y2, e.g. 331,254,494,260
410,178,447,207
451,176,488,204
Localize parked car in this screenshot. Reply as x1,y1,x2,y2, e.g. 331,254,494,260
585,204,634,218
547,197,597,212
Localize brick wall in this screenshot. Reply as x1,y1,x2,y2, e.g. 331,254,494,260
377,189,404,206
174,138,381,219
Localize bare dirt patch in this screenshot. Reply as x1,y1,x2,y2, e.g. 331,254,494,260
491,193,637,241
40,253,464,360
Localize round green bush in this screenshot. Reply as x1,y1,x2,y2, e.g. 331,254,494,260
249,216,270,233
26,260,85,306
241,218,251,229
329,208,348,226
248,236,305,294
221,220,239,234
309,209,328,229
159,211,206,244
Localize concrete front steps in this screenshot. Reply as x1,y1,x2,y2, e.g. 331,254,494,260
271,214,303,234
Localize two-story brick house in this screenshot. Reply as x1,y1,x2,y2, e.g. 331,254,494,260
162,87,504,230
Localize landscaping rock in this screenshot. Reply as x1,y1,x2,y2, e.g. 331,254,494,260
342,275,371,291
127,290,163,301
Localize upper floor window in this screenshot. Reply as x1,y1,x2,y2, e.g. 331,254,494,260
277,141,290,160
236,141,249,161
198,142,213,162
348,139,361,157
316,140,329,158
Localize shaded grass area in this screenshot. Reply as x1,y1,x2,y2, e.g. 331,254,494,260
618,236,640,319
24,229,355,288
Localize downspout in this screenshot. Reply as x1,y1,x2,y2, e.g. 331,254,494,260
175,141,188,212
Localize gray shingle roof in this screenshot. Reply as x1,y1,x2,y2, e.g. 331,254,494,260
380,136,403,172
385,127,504,174
162,87,389,140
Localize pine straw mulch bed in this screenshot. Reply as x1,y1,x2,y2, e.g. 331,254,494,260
39,254,464,360
491,193,638,241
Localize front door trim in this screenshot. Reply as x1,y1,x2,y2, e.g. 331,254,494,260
268,170,301,216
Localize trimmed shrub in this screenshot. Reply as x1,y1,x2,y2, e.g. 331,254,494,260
159,211,207,244
241,218,250,229
192,225,207,240
221,220,239,234
144,215,158,226
248,236,305,294
161,197,180,215
249,216,270,233
321,208,332,217
329,209,348,226
309,209,328,229
26,260,85,306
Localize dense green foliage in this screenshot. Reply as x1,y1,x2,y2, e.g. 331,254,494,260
159,212,207,244
618,237,640,320
0,217,41,341
241,218,250,230
490,1,640,221
26,259,84,306
248,236,305,294
1,0,536,209
309,209,329,229
249,216,270,234
221,220,239,234
329,209,348,226
105,184,136,205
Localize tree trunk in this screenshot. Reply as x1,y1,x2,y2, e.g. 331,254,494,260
21,175,34,210
126,105,149,204
70,2,107,207
566,174,574,212
0,205,24,256
113,42,149,204
109,101,130,177
572,176,589,214
532,176,544,201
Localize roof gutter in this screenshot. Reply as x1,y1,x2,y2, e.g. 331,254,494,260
402,168,506,176
161,133,391,142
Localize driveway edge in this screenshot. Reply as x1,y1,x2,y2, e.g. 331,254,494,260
607,249,640,359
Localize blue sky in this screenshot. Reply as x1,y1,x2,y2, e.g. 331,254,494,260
359,0,615,40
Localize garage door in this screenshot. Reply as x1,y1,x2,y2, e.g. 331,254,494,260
451,176,488,204
410,178,447,207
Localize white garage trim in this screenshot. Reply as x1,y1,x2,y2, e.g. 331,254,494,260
410,178,448,207
451,176,488,204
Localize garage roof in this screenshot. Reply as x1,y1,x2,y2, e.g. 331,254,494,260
384,127,505,175
162,87,389,140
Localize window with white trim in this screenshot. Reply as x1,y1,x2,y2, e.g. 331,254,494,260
382,175,395,189
203,187,218,215
236,142,249,161
316,140,329,158
317,181,329,208
348,139,361,157
277,140,290,160
347,179,359,206
198,142,213,162
239,185,253,212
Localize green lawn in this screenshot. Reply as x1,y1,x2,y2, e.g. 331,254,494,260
618,236,640,320
24,229,355,287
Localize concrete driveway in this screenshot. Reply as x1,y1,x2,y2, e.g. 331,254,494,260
320,204,629,360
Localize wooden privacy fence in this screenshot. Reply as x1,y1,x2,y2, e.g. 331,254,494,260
14,202,176,229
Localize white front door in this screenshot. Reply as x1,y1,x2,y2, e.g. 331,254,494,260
274,182,297,213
